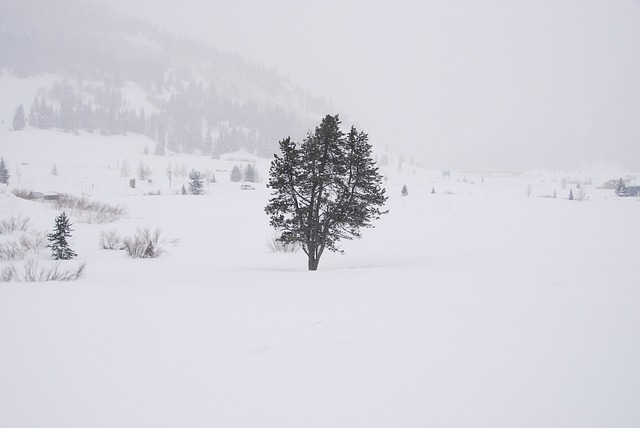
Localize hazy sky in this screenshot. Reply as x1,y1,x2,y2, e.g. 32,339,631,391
98,0,640,170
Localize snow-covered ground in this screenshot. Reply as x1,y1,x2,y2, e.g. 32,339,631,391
1,129,639,427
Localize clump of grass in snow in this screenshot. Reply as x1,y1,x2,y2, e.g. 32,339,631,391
1,259,86,282
99,227,179,258
123,227,162,258
98,229,124,250
266,234,302,253
0,232,47,261
0,214,31,235
10,188,33,200
53,194,127,224
0,215,47,261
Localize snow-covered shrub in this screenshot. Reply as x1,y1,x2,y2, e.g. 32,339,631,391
53,194,127,223
0,232,47,261
266,234,302,253
123,227,162,258
0,214,31,235
1,259,86,282
98,229,123,250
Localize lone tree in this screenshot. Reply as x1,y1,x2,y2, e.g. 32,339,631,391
265,114,387,271
401,184,409,196
188,169,204,195
12,104,26,130
0,158,9,184
47,212,77,260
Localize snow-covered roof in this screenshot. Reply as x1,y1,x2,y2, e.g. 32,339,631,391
219,151,258,162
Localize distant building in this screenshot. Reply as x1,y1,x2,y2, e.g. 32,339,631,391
30,191,59,200
601,179,625,189
628,185,640,197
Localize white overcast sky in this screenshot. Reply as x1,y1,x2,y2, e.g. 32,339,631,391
97,0,640,170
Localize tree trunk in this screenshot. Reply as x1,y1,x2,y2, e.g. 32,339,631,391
307,254,320,271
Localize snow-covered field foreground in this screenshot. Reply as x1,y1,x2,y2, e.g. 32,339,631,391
1,131,639,427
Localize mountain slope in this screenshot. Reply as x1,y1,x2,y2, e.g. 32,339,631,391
0,0,332,157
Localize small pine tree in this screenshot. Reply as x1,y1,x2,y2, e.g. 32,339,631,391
553,189,557,198
615,178,628,197
0,158,10,184
12,105,26,130
230,164,243,182
244,163,258,183
181,184,187,195
401,184,409,196
188,169,204,195
47,212,77,260
431,187,436,194
120,158,130,180
569,188,574,200
51,164,58,176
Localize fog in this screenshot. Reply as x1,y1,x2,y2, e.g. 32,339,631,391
98,0,640,170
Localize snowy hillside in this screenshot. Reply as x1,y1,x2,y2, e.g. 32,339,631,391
0,0,331,157
1,130,639,427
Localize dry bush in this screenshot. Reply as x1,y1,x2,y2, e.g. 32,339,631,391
266,235,302,253
1,259,86,282
0,215,31,235
53,194,127,223
123,227,162,258
98,229,123,250
575,186,588,202
0,232,47,261
10,188,33,200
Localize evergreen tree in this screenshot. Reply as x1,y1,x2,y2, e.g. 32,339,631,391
155,134,166,156
401,184,409,196
265,114,387,271
244,163,258,183
47,212,77,260
204,129,214,155
230,165,243,182
569,189,574,200
28,100,38,128
12,105,26,130
138,161,148,180
431,187,436,194
615,178,629,197
0,158,10,184
181,184,187,195
188,169,204,195
51,164,59,176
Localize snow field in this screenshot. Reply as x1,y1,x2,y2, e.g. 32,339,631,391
0,129,639,427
